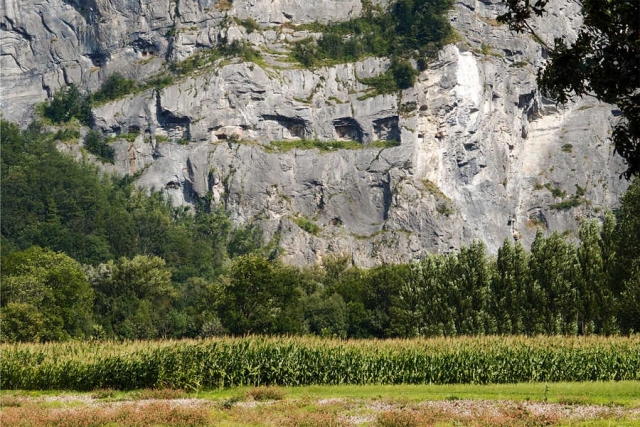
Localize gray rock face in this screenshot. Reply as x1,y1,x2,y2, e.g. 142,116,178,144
1,0,628,265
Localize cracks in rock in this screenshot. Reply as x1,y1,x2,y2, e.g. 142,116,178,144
5,16,40,71
380,172,393,221
518,89,544,123
4,19,34,41
219,166,237,208
455,1,475,12
305,179,326,214
181,158,199,205
366,148,391,172
41,75,53,98
62,0,99,21
2,52,29,74
38,11,56,38
60,0,107,66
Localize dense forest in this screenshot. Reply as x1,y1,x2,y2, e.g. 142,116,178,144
1,120,639,342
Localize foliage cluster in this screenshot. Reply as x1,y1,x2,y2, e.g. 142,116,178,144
357,59,418,98
267,139,362,152
84,129,115,163
0,121,263,341
291,0,453,67
293,216,321,235
41,74,139,128
91,73,139,105
52,128,81,141
41,39,261,127
235,18,261,34
42,85,91,126
169,48,223,75
290,0,451,93
170,40,262,75
1,246,93,343
544,183,566,198
561,143,573,153
549,197,582,211
2,336,638,390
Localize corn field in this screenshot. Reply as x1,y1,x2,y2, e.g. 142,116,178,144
2,336,639,391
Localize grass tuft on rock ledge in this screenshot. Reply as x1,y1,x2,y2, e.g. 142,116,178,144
293,216,321,235
265,139,399,153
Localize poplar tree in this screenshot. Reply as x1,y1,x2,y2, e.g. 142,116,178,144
452,241,493,335
577,220,606,333
491,239,529,334
529,231,580,334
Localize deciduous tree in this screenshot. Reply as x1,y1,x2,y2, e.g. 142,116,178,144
1,246,94,342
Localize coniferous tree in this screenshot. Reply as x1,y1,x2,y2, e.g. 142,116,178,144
600,211,617,279
619,269,640,333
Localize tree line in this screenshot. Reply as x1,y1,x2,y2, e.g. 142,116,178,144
1,120,639,341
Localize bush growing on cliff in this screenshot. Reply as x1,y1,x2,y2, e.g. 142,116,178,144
358,58,418,97
291,0,454,67
290,0,448,93
84,130,115,164
42,85,91,125
91,73,139,104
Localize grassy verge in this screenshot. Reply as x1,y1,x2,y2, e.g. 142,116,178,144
190,381,640,406
6,381,639,406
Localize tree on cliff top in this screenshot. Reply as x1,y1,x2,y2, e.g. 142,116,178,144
498,0,640,178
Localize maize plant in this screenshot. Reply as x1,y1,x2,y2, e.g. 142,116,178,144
1,336,638,390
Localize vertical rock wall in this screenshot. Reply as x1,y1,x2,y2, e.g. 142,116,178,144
0,0,628,265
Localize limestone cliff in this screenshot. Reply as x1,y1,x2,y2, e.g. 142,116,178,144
0,0,628,265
